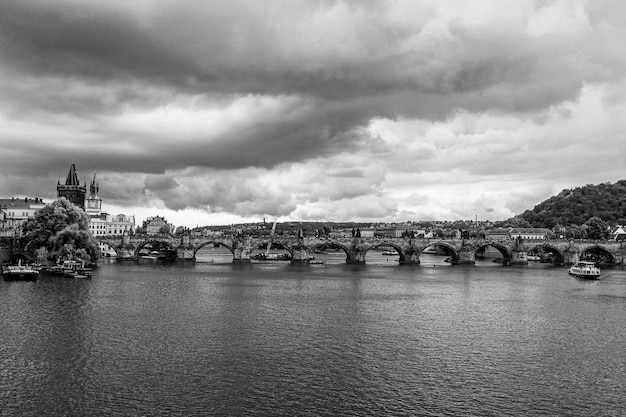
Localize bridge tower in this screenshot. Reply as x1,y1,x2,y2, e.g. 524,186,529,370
57,163,86,209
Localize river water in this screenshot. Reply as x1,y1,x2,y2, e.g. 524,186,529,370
1,254,625,416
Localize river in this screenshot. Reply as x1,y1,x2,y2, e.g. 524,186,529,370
1,254,625,416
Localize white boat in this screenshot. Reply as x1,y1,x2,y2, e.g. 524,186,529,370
568,261,600,280
62,260,92,279
254,252,291,261
2,260,40,280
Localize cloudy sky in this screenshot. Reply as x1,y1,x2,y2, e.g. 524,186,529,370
1,0,625,227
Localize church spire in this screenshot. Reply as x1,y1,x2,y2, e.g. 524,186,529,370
90,171,99,194
57,163,86,209
65,163,80,186
85,170,102,215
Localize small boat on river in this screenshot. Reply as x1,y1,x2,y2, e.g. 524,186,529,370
568,261,600,280
2,260,40,280
254,252,291,261
62,260,92,279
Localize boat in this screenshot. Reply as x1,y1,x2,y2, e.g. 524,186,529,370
40,264,65,275
140,250,161,260
2,260,40,280
254,252,291,261
62,260,92,279
382,251,398,256
568,261,600,280
527,255,541,261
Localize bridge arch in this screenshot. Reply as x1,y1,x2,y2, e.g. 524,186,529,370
475,242,512,264
309,241,351,263
580,244,616,265
529,244,564,265
193,241,235,260
364,241,407,263
134,239,177,260
422,242,460,263
269,240,293,252
99,241,117,258
9,253,30,264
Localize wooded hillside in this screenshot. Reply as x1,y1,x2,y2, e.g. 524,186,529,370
512,180,626,230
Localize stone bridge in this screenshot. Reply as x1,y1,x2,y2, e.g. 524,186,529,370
97,234,626,265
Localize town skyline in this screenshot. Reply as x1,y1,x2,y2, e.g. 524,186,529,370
2,1,626,228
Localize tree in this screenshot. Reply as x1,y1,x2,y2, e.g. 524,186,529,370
584,217,609,240
174,226,188,236
22,198,99,264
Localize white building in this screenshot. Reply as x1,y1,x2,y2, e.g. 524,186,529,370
0,197,46,237
88,213,135,237
85,172,135,237
510,228,551,240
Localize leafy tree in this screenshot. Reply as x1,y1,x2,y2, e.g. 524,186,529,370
584,217,609,240
22,198,99,263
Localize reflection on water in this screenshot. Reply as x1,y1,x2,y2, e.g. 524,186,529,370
1,261,626,416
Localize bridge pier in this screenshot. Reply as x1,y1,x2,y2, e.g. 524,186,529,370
453,245,475,264
177,234,196,262
291,248,312,263
117,232,136,259
232,236,252,262
342,238,366,263
510,250,528,265
399,251,420,265
563,244,580,265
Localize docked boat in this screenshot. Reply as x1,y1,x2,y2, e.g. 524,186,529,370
139,250,161,260
2,260,39,280
254,252,291,261
62,260,92,279
568,261,600,280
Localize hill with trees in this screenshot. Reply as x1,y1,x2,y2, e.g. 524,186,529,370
503,180,626,239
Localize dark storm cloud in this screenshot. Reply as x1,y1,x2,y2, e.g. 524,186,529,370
1,0,600,118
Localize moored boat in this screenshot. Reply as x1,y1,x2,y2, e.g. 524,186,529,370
254,252,291,261
568,261,600,280
62,260,92,279
2,260,40,280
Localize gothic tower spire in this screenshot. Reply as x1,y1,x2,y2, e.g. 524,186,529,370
57,163,87,209
86,170,102,215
